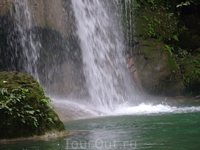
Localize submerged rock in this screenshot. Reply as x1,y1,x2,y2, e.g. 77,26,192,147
0,71,65,139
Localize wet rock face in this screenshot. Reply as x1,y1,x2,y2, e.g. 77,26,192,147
0,0,73,38
122,1,200,96
0,0,13,17
0,72,65,139
0,0,87,98
135,39,183,96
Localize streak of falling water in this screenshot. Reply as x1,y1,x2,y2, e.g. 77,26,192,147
71,0,136,110
11,0,41,81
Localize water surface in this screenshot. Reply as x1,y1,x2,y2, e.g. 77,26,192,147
1,103,200,150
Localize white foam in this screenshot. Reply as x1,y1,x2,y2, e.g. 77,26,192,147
51,98,200,120
110,102,200,116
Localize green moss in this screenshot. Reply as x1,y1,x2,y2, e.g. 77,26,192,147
0,72,65,139
182,55,200,84
121,0,200,95
134,1,183,42
134,37,184,96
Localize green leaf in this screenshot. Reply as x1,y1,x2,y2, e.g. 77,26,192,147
0,88,7,95
26,110,35,115
33,121,38,127
173,35,179,41
176,1,190,7
48,118,54,124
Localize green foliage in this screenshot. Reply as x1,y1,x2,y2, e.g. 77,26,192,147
175,48,190,58
176,1,191,7
183,55,200,85
121,0,200,94
142,16,162,38
0,72,65,139
165,44,174,56
173,35,179,41
0,87,54,128
139,4,186,41
177,0,200,7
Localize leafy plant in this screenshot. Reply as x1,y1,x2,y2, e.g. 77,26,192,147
165,44,174,56
176,1,191,7
0,87,54,129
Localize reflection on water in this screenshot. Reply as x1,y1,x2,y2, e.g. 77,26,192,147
1,105,200,150
65,112,200,150
0,137,67,150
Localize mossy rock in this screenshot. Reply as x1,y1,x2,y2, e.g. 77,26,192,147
0,71,65,139
123,0,200,96
180,54,200,95
135,38,184,96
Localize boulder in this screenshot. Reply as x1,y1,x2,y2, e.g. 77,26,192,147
0,71,65,139
135,38,184,96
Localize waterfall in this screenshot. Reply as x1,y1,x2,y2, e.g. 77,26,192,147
6,0,84,98
1,0,139,110
72,0,135,110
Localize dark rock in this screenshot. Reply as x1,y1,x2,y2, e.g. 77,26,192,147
195,95,200,99
135,38,184,96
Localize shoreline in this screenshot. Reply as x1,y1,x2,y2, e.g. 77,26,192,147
0,130,90,144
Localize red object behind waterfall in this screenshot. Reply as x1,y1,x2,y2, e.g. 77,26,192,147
126,54,144,94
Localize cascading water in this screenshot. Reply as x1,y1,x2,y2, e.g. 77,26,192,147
5,0,85,98
2,0,139,112
3,2,200,149
72,0,136,110
11,0,41,81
